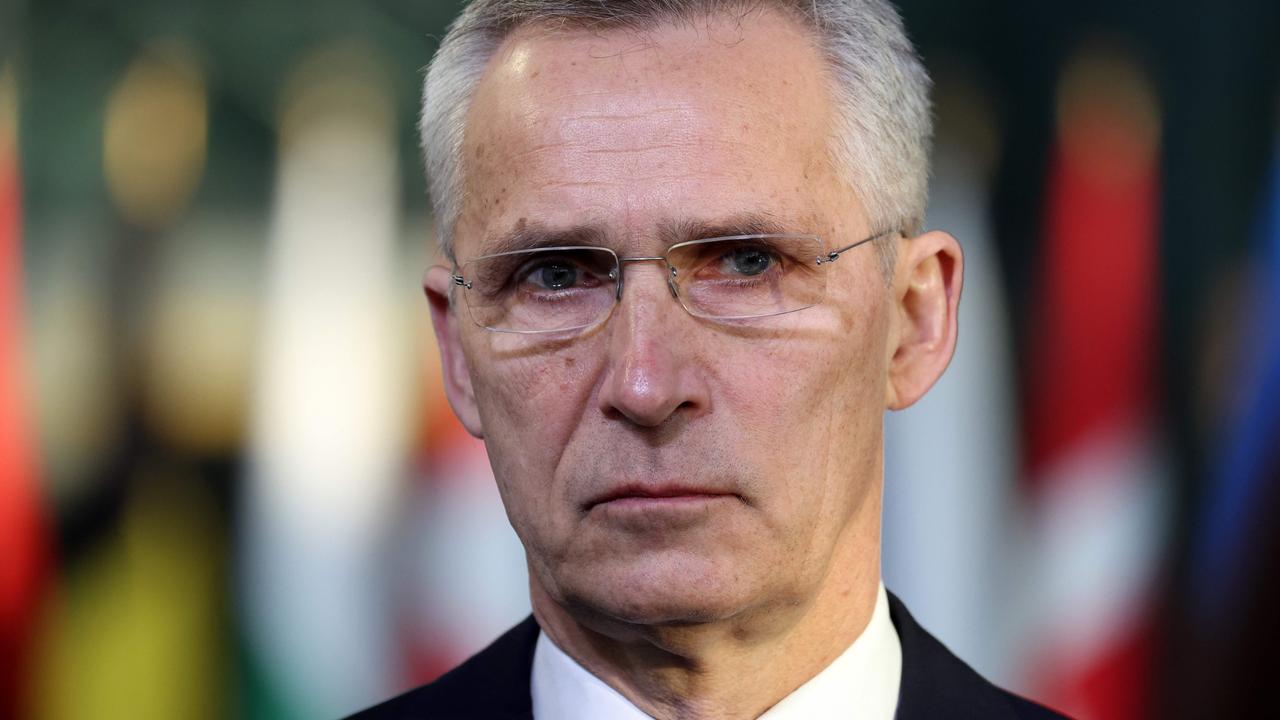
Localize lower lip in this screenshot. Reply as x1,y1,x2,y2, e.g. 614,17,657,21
594,494,733,510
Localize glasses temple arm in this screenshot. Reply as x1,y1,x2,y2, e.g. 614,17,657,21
819,229,899,264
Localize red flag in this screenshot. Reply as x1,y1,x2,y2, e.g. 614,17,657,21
0,67,50,720
1020,48,1167,720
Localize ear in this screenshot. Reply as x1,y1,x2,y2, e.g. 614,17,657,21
884,231,963,410
424,265,485,438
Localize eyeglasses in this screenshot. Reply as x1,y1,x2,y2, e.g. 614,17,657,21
450,230,893,334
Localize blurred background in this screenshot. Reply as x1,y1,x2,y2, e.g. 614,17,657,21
1,1,1278,718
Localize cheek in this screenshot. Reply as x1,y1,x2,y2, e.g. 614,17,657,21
466,342,602,552
465,332,601,469
476,355,570,419
817,295,892,440
726,297,889,515
735,307,886,426
713,338,811,424
809,298,892,517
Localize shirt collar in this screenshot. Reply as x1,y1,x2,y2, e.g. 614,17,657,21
531,582,902,719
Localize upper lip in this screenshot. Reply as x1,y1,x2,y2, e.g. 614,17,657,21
585,483,736,509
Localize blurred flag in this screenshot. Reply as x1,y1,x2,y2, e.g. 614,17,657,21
1192,148,1280,614
243,45,408,720
396,416,530,687
29,45,227,720
884,73,1020,685
1182,143,1280,715
33,475,225,720
0,62,49,720
1018,46,1170,719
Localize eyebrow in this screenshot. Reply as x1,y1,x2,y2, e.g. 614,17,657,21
477,222,609,258
659,212,797,244
476,211,806,259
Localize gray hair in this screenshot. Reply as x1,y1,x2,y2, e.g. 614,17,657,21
420,0,932,268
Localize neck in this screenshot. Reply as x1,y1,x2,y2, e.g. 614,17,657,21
530,502,882,720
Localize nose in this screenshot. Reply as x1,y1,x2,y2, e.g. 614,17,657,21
597,264,709,428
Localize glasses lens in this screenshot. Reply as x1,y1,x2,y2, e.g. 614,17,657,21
667,235,827,319
461,247,619,332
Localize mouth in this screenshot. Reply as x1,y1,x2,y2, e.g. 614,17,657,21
585,484,739,511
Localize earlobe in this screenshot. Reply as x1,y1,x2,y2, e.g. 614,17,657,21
884,231,963,410
424,265,485,438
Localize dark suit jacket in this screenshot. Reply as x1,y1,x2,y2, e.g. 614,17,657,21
350,592,1067,719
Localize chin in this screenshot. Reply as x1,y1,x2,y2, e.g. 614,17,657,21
555,553,759,626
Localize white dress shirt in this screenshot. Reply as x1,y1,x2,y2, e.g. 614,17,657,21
531,583,902,719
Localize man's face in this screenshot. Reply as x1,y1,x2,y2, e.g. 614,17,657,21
442,10,896,626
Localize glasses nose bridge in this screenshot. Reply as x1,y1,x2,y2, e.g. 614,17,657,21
615,254,679,301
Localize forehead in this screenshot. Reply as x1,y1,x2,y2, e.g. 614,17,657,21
457,9,843,256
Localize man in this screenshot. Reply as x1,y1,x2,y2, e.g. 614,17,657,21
356,0,1064,717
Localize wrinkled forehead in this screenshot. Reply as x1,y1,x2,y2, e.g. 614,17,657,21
456,9,845,258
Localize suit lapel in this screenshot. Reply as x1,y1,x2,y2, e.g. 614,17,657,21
889,591,1023,719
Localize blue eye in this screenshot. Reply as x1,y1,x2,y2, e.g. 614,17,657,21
723,247,774,276
532,262,579,289
514,251,613,294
